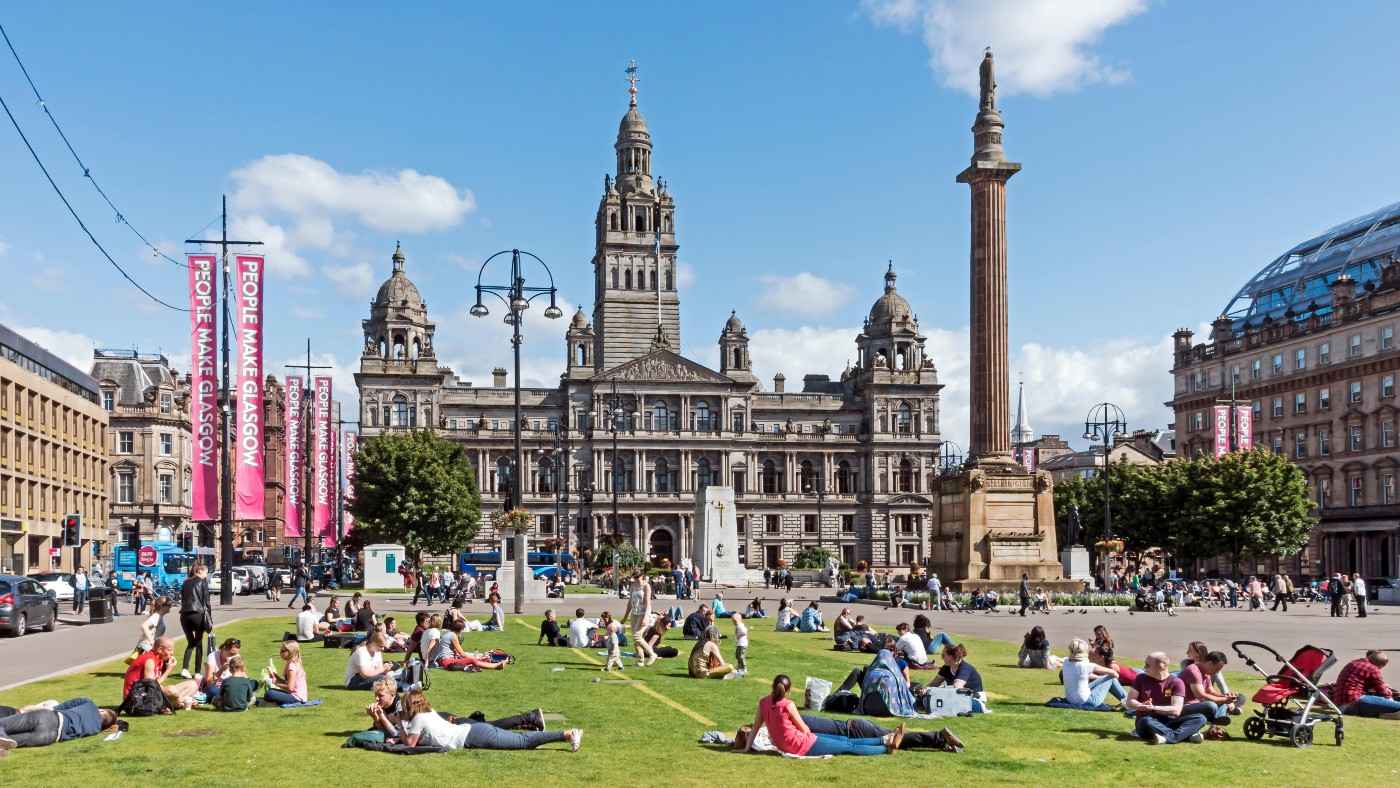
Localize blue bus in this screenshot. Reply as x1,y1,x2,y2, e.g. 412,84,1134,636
113,542,215,592
458,551,576,579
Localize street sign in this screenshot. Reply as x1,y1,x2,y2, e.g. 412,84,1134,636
137,545,158,567
49,548,59,557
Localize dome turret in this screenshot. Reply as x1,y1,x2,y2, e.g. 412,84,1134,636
867,262,913,324
374,242,425,312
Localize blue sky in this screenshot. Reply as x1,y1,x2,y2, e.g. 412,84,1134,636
2,1,1398,450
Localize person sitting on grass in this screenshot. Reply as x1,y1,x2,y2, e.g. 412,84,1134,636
1091,645,1138,687
344,634,419,692
290,603,325,643
481,593,506,631
1180,649,1241,724
911,615,956,656
264,641,309,706
419,615,443,667
123,636,199,710
712,592,729,618
1126,652,1208,745
364,678,548,743
353,599,378,632
1060,637,1126,708
928,643,988,713
382,617,409,650
346,592,364,618
640,617,679,659
538,609,567,647
833,608,857,638
1091,625,1114,652
739,674,902,757
774,599,798,632
688,626,735,679
1329,650,1400,718
1018,626,1060,669
566,608,595,648
894,622,929,668
798,713,965,753
889,586,908,609
200,637,241,704
323,595,343,626
798,601,828,633
396,690,583,752
0,698,120,756
683,604,711,640
1178,641,1234,702
744,597,767,619
214,656,257,712
437,619,507,672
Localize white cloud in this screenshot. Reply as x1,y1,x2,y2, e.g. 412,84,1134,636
0,236,10,256
431,291,585,392
748,320,1173,450
29,265,68,292
273,351,359,416
227,154,476,280
231,154,476,233
7,324,101,373
676,261,697,290
756,273,856,318
322,261,377,299
863,0,1146,96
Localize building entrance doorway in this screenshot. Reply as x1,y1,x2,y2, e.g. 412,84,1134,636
649,529,674,568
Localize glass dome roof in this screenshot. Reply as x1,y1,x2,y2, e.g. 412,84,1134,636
1222,201,1400,329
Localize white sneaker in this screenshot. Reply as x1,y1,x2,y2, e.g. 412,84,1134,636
1150,734,1166,745
179,669,192,679
1187,732,1204,744
569,729,584,752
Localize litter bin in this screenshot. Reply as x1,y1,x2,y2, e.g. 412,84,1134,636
87,587,113,624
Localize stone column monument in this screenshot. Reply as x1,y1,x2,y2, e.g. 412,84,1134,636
691,486,752,586
932,50,1075,592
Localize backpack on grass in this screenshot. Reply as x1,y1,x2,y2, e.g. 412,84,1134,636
120,678,175,717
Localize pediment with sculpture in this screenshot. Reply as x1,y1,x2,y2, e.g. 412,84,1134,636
593,348,736,384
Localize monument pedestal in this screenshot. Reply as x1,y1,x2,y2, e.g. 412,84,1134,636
1060,546,1092,585
495,533,549,607
692,486,757,586
929,466,1080,593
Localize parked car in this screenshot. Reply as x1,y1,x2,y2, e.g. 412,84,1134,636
28,572,76,601
230,567,261,595
1364,578,1399,603
0,576,60,636
207,572,245,596
239,564,268,593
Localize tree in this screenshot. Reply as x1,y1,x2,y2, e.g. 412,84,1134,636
1177,449,1316,575
1052,473,1100,548
1112,459,1187,555
793,546,837,570
346,429,481,561
590,540,647,572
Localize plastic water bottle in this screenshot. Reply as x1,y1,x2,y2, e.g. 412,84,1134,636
550,667,565,672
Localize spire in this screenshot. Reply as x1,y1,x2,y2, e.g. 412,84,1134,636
625,59,638,107
1011,380,1034,445
885,261,897,292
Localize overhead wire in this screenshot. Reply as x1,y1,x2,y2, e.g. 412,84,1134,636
0,86,187,312
0,22,188,268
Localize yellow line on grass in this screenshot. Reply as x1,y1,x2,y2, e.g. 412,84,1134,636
629,682,715,726
571,647,604,666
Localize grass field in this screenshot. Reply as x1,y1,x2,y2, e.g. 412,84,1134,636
1,613,1395,786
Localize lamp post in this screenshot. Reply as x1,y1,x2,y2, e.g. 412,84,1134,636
1083,402,1129,593
590,377,641,596
540,425,574,582
939,441,965,476
802,459,827,553
469,249,563,613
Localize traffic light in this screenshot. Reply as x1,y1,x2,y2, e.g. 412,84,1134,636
178,532,194,552
62,514,81,547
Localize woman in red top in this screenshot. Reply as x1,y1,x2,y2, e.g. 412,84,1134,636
739,674,902,757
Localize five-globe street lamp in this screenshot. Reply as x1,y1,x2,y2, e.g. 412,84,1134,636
590,378,641,596
1083,402,1129,593
469,249,563,613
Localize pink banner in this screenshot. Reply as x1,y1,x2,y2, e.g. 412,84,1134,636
188,254,218,521
1213,405,1231,457
1235,406,1253,452
323,428,338,547
233,255,265,520
343,431,358,536
284,376,304,538
312,377,333,543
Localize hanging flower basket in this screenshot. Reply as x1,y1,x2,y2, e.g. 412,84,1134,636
1095,539,1125,554
541,537,564,553
490,508,534,534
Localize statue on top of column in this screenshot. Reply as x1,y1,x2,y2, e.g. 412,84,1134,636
979,48,996,111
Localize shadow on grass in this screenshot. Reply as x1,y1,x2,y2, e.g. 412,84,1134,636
323,730,367,738
1060,727,1138,742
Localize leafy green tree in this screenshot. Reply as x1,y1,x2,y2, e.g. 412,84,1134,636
346,429,481,561
1053,473,1101,548
1112,459,1187,555
793,546,838,570
590,540,648,572
1177,449,1316,575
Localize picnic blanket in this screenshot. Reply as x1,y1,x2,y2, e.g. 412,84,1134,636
1045,697,1115,712
749,726,833,759
271,699,324,708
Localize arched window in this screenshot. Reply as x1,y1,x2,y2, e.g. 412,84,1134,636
610,212,618,231
800,459,817,492
412,338,422,359
392,395,409,427
538,457,554,494
612,268,619,288
696,458,712,490
897,458,914,493
731,348,742,368
392,335,406,359
665,268,673,290
897,403,912,434
496,456,513,495
576,344,587,366
624,270,633,289
694,401,711,431
653,458,669,492
836,461,853,494
761,459,779,494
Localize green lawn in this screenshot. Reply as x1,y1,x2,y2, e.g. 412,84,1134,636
2,613,1395,786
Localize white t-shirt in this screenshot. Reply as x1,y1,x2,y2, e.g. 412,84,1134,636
404,710,470,749
295,610,318,641
567,618,594,648
1353,579,1367,596
420,628,441,663
896,632,928,665
344,646,383,686
734,620,749,648
205,649,231,684
1062,658,1096,705
140,612,164,649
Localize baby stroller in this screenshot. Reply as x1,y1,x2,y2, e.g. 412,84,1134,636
1231,641,1344,748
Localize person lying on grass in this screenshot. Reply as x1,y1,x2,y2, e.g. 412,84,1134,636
0,698,120,757
396,690,583,752
122,636,199,710
739,674,903,757
689,626,735,679
264,640,309,706
365,677,547,742
798,713,965,754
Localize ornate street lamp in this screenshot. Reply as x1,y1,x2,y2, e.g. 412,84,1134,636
1083,402,1129,593
590,378,641,596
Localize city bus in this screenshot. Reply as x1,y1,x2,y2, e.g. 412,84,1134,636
113,542,216,592
458,551,576,578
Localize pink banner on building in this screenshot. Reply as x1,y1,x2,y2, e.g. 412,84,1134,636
233,255,266,520
343,431,358,535
312,377,333,543
188,254,219,522
284,376,304,538
1214,405,1254,456
323,429,337,547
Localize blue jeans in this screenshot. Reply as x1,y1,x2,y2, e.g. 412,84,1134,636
345,672,411,692
72,589,87,613
1135,713,1207,743
927,632,956,654
264,688,301,706
1089,675,1126,705
288,587,308,608
806,733,886,756
1344,695,1400,716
